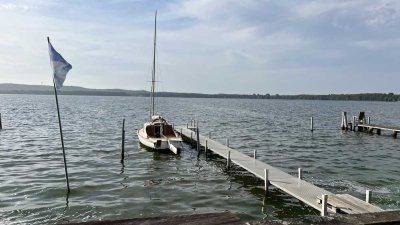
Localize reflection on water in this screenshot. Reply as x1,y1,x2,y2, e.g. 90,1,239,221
0,94,399,224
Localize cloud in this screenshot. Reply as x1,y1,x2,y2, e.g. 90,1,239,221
0,0,399,94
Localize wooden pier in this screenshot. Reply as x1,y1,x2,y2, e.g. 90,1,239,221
341,112,400,138
357,124,399,138
176,125,383,216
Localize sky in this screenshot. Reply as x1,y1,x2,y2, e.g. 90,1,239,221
0,0,400,95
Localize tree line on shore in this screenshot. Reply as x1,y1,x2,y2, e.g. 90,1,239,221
0,83,398,102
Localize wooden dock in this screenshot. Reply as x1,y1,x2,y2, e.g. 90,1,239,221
357,124,399,137
341,112,399,138
176,125,383,216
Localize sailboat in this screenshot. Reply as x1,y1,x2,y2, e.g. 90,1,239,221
137,11,182,154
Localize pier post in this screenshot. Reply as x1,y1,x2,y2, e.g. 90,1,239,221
180,128,182,137
190,132,193,146
205,140,208,158
367,117,371,125
253,150,257,159
226,138,229,147
191,119,193,127
366,190,372,204
121,118,125,163
352,116,356,131
310,117,314,132
298,168,302,179
392,131,398,138
187,123,188,128
377,129,381,135
196,126,200,152
227,150,231,170
264,169,269,195
341,112,348,130
209,132,211,139
321,194,328,216
0,113,2,130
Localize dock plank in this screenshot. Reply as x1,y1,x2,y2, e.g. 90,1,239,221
357,124,400,132
63,212,243,225
177,126,383,215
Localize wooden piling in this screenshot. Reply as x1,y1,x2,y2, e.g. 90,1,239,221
367,117,371,125
190,133,193,146
209,132,211,139
321,194,328,216
341,112,348,130
205,140,208,157
352,116,357,131
226,138,229,147
196,126,200,152
298,168,302,179
121,118,125,163
264,169,269,195
392,131,398,138
377,129,381,135
0,113,2,130
227,150,231,169
310,117,314,132
366,190,372,204
253,150,257,159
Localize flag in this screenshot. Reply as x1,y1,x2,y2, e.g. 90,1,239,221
48,37,72,89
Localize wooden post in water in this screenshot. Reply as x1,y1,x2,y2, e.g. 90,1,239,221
253,150,257,159
227,150,231,169
393,131,398,138
180,128,182,137
121,118,125,163
264,169,269,195
321,194,328,216
205,140,208,158
352,116,356,131
209,132,211,139
366,190,372,204
190,132,193,146
0,113,2,130
341,112,348,130
226,138,229,147
377,129,381,135
196,126,200,152
367,117,371,125
310,117,314,132
298,168,303,179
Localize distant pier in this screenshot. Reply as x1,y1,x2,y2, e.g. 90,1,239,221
175,124,383,216
341,112,399,138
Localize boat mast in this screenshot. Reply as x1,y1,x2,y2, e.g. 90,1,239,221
150,10,157,119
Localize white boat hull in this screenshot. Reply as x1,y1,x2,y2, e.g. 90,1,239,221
137,128,182,154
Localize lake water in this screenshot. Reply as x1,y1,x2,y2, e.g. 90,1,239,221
0,94,399,224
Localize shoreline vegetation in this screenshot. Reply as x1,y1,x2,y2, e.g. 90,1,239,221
0,83,399,102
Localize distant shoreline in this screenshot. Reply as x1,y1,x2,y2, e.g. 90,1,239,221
0,83,398,102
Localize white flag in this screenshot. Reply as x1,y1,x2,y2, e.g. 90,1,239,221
48,38,72,89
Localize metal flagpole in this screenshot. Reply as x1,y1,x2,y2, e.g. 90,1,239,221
48,37,70,193
53,77,70,193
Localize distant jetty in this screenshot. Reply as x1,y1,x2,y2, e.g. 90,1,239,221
0,83,398,102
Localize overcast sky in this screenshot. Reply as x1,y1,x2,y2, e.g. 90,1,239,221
0,0,399,94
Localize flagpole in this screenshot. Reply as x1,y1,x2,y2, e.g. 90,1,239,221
53,80,70,193
48,37,70,193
